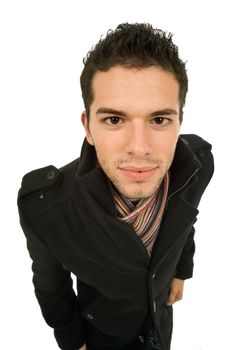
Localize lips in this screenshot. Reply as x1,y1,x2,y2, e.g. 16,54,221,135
118,166,158,180
120,166,156,172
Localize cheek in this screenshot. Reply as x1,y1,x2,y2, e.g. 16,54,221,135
155,133,178,156
94,137,116,167
94,131,123,157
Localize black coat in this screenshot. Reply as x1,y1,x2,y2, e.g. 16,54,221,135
17,134,214,350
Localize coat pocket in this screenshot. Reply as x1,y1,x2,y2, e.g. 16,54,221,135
81,293,148,338
81,293,114,333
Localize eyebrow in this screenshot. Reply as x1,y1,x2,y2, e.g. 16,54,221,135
96,107,178,117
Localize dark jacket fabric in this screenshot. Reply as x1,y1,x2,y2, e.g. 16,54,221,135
17,134,214,350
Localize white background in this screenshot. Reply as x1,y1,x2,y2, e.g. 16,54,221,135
1,0,241,349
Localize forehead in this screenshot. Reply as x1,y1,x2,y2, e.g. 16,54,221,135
91,65,180,108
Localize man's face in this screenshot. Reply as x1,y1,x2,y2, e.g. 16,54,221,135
82,65,181,199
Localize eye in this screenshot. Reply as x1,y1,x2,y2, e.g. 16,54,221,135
151,117,170,126
104,116,122,125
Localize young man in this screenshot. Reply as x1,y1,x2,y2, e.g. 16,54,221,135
17,23,214,350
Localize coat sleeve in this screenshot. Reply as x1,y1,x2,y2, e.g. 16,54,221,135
18,206,87,350
175,141,215,280
175,225,196,279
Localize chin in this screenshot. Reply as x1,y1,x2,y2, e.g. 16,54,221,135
118,183,159,200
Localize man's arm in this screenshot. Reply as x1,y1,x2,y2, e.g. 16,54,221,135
167,136,215,306
166,278,184,306
18,207,86,350
175,225,196,280
166,225,195,306
79,345,86,350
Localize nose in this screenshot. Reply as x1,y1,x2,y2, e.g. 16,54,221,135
124,121,152,157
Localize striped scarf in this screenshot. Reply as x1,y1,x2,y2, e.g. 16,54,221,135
112,172,169,256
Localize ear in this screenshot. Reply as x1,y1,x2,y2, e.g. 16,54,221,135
81,111,94,146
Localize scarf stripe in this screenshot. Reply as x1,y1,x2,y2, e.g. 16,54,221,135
112,172,169,256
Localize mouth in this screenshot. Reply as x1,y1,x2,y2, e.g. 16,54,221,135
118,166,158,180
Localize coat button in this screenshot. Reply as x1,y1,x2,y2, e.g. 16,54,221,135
152,272,156,279
47,170,56,180
153,301,156,313
86,313,94,320
138,335,145,343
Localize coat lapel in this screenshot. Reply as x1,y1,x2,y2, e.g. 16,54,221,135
150,195,199,268
74,166,117,216
73,166,150,266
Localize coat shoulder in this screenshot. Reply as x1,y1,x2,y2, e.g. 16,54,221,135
180,134,212,153
180,134,214,177
18,165,61,199
17,157,79,219
180,134,214,202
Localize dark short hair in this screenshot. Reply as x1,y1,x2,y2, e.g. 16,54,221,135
80,22,188,123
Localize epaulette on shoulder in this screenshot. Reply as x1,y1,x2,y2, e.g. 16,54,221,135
18,165,62,200
180,134,212,153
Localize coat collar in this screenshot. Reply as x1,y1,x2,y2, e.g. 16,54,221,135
74,139,117,216
73,136,201,265
74,136,201,216
167,136,201,199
